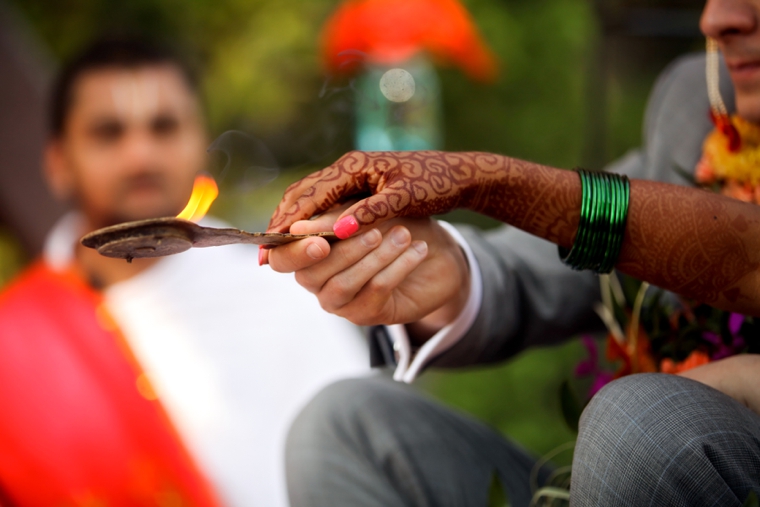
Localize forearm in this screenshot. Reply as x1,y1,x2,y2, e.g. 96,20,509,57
617,180,760,314
463,156,760,315
454,153,582,249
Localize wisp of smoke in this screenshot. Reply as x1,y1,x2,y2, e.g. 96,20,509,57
207,130,280,192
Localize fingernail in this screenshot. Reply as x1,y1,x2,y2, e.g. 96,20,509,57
334,216,359,239
411,240,428,256
390,227,409,247
306,243,324,260
258,247,268,266
360,229,381,248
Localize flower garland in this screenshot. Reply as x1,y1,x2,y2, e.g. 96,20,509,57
696,114,760,201
574,273,756,400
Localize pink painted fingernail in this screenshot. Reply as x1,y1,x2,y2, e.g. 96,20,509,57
258,246,268,266
333,216,359,239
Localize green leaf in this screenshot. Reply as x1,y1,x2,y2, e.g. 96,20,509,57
671,164,697,186
487,470,509,507
559,380,582,434
744,490,759,507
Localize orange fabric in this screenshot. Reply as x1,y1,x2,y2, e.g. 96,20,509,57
0,261,221,506
321,0,498,82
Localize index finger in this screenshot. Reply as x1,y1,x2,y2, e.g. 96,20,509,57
268,236,332,273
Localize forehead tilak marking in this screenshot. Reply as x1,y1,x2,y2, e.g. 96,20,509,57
108,72,162,123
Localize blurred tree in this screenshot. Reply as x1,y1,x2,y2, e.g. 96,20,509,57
12,0,339,135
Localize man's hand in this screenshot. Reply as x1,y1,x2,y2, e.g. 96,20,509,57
267,210,471,343
679,354,760,415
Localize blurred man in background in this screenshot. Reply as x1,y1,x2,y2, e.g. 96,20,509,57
0,38,368,506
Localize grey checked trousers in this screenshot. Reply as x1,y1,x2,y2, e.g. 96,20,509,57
286,374,760,507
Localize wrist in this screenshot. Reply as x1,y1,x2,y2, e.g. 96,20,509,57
404,221,473,345
458,152,512,212
405,284,469,345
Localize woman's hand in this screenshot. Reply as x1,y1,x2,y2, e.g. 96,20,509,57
267,150,513,239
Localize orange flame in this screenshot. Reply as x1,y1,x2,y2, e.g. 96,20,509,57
177,174,219,222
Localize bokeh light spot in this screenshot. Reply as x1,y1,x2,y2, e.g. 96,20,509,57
379,68,415,102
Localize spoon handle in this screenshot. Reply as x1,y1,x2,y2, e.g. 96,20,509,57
193,226,337,247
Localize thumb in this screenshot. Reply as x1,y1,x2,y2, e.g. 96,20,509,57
332,190,409,239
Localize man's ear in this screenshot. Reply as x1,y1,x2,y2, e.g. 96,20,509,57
44,140,74,202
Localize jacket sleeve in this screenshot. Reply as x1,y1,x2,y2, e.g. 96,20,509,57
427,52,733,368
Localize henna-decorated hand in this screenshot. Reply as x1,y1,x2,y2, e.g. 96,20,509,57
267,150,511,239
267,150,581,254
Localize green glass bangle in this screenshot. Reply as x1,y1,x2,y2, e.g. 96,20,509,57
599,172,621,273
606,174,630,272
609,175,628,271
597,175,617,273
599,174,621,273
561,170,590,267
559,169,630,274
587,173,610,271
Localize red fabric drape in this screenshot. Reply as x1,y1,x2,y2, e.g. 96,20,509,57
321,0,498,81
0,261,220,506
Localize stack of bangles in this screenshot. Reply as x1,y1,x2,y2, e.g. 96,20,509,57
558,168,630,274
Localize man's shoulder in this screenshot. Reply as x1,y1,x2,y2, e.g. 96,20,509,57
627,52,734,185
0,261,93,321
0,262,50,303
655,53,707,89
645,52,733,132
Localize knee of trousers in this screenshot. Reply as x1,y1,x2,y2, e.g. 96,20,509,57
285,376,417,468
571,373,760,503
573,374,687,472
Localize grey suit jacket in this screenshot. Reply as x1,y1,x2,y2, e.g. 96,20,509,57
427,53,736,369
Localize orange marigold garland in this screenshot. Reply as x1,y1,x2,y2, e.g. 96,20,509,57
696,115,760,202
696,37,760,202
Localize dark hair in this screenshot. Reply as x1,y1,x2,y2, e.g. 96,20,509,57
49,37,198,136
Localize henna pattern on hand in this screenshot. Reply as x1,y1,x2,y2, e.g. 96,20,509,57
268,150,581,247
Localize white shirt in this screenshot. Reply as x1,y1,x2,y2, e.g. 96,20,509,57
45,213,369,507
386,221,483,383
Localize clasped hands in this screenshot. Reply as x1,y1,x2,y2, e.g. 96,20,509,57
266,210,469,342
264,150,488,340
263,149,760,414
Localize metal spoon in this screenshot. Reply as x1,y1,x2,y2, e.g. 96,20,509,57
81,217,336,262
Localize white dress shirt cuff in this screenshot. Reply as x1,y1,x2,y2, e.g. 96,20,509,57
385,220,483,383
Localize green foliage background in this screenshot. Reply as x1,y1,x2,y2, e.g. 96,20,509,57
7,0,705,460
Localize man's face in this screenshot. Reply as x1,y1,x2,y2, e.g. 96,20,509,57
50,65,206,229
702,0,760,122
